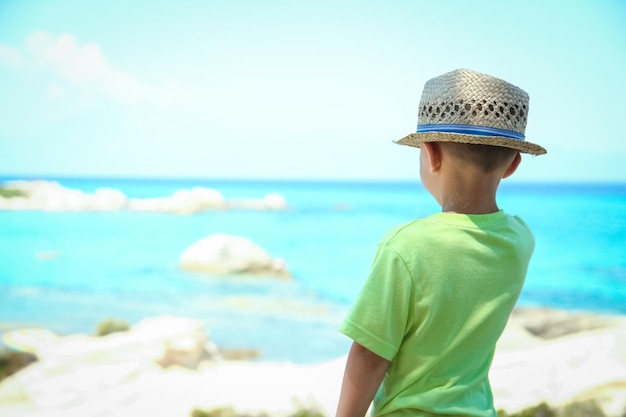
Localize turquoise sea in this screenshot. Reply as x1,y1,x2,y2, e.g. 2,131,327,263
1,178,625,364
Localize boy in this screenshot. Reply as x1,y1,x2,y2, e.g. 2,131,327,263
335,69,546,417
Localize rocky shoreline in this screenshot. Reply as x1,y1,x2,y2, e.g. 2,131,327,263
0,180,288,214
0,307,625,417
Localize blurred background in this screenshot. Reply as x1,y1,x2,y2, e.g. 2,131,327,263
1,0,625,364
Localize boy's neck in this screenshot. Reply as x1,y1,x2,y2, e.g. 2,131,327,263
438,172,501,215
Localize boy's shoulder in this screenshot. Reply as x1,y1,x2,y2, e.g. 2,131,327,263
379,211,533,248
378,216,437,248
380,218,424,243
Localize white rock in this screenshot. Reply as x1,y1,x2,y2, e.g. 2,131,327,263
1,180,284,214
0,359,152,410
179,234,291,278
190,187,226,209
1,311,626,417
170,189,201,214
127,188,226,214
228,193,288,211
130,316,220,368
491,314,626,415
91,188,127,210
0,196,30,210
1,316,219,368
263,193,287,210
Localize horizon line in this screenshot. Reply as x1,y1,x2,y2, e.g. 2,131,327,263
1,174,626,187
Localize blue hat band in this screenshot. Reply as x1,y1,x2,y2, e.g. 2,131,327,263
416,124,525,141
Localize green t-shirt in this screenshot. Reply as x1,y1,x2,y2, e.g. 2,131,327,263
340,210,535,417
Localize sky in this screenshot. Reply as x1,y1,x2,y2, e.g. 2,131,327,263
0,0,625,182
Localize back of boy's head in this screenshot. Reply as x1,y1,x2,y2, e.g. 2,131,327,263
395,69,547,158
442,142,518,173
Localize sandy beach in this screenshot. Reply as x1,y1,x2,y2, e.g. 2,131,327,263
1,307,625,417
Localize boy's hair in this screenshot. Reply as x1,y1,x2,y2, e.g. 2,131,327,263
442,142,518,173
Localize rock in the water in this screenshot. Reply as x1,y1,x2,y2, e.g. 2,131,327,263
127,187,227,214
179,234,291,278
0,180,129,211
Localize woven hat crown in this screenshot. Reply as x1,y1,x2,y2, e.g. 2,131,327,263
418,68,529,135
395,68,546,155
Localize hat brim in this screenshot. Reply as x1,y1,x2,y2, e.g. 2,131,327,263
395,132,547,155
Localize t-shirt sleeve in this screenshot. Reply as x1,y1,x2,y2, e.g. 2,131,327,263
339,242,413,362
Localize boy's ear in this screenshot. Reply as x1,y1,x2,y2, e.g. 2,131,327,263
502,152,522,179
422,142,442,172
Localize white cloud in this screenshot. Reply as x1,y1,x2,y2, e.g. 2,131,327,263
0,44,25,68
1,31,178,106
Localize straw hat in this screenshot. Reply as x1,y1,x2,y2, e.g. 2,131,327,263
396,68,546,155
